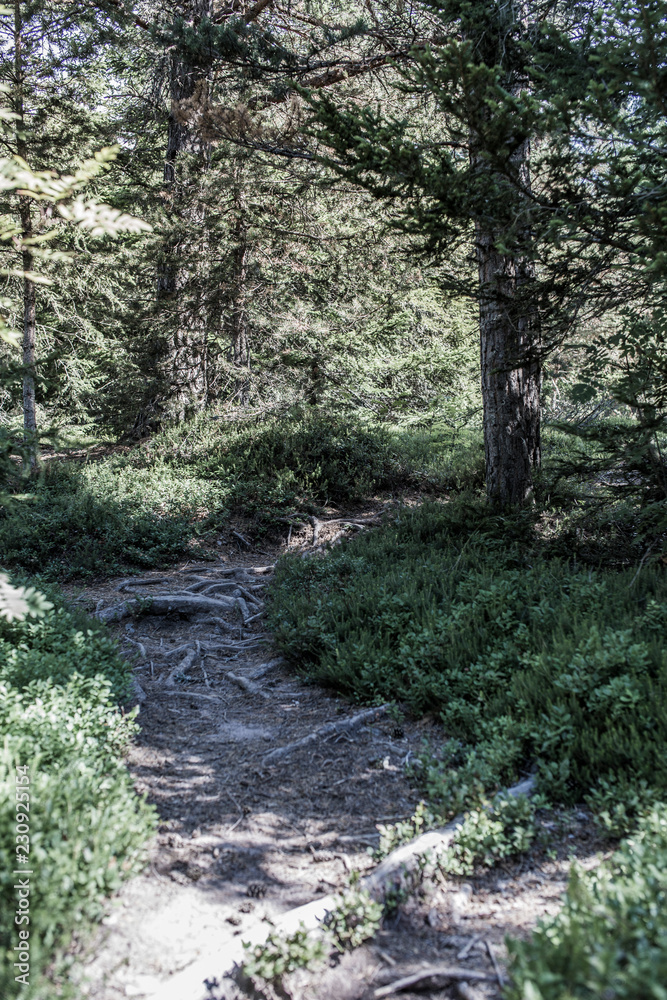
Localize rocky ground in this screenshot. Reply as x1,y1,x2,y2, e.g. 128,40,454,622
68,522,608,1000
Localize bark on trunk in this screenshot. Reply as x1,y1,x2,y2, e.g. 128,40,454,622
228,184,250,405
20,201,37,472
15,1,38,471
476,222,541,505
472,82,541,504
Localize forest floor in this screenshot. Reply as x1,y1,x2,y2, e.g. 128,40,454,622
69,515,607,1000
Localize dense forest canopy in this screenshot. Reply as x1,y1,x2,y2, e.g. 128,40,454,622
0,0,663,503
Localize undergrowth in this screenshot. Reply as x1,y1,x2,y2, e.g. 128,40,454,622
0,579,156,998
506,806,667,1000
0,409,484,579
268,497,667,814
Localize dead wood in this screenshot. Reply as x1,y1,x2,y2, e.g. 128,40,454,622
374,967,495,998
141,775,532,1000
97,593,237,623
231,529,252,548
363,776,535,899
262,705,390,765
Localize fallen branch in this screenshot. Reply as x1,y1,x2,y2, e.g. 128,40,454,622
363,776,535,899
262,704,390,765
97,593,237,623
231,529,252,549
374,967,495,998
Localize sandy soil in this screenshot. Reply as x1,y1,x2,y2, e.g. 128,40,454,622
68,525,608,1000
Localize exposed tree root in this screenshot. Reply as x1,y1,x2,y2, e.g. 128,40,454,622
250,658,285,680
164,647,199,686
97,593,238,623
143,774,533,1000
262,705,390,765
222,671,268,699
374,966,496,998
116,577,171,592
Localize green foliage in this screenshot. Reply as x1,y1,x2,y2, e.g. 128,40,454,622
241,924,326,983
585,776,661,839
148,408,406,509
376,800,437,859
0,578,156,997
268,499,667,806
506,805,667,1000
0,593,131,699
324,888,384,951
1,411,482,579
438,794,542,877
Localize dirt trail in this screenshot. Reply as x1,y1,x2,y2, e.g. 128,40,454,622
73,534,604,1000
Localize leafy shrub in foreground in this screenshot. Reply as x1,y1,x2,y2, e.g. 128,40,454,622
0,580,155,998
0,748,154,998
506,805,667,1000
0,598,131,699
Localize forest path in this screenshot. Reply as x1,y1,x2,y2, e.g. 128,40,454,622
74,531,601,1000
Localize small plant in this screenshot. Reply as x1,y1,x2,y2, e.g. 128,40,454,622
375,800,438,859
241,924,326,983
506,804,667,1000
437,793,543,877
323,888,383,950
585,776,660,838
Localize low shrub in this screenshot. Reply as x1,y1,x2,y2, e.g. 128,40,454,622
0,410,485,580
323,888,384,950
0,578,155,998
241,924,327,984
437,793,543,877
506,805,667,1000
268,499,667,808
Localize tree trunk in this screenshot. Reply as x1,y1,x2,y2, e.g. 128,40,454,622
20,199,37,472
14,0,38,471
228,182,250,405
476,221,541,505
470,18,542,507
